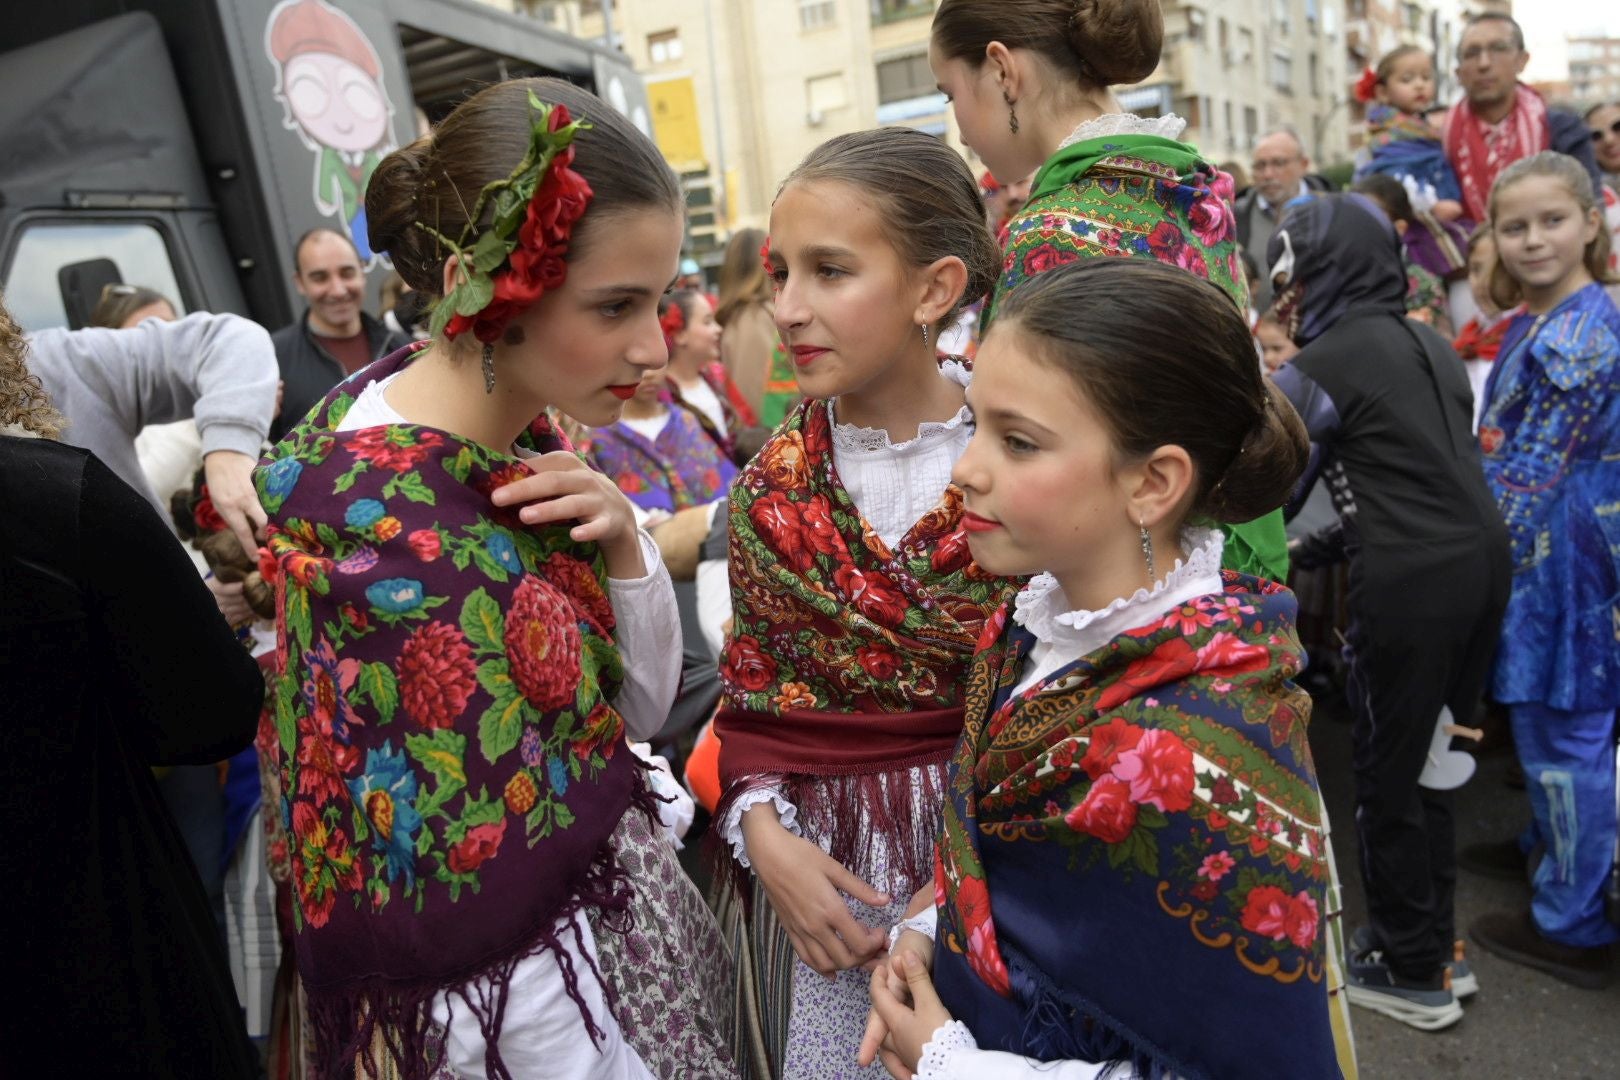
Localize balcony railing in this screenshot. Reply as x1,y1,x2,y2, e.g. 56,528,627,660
871,0,933,26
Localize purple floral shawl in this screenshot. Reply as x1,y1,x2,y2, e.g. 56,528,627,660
256,345,644,1080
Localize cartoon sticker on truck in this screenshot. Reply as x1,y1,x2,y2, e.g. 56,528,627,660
265,0,397,265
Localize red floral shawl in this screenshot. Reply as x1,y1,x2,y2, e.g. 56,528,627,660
715,392,1019,890
1443,85,1550,222
256,346,647,1079
932,575,1339,1077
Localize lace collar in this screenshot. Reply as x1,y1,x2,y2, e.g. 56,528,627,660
826,361,973,456
1057,112,1187,150
1013,527,1225,655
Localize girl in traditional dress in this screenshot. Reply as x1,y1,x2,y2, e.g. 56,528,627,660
1468,151,1620,989
928,0,1288,583
257,77,733,1079
1452,226,1520,427
863,258,1342,1080
713,126,1012,1078
657,289,758,460
583,367,737,521
1351,46,1465,223
718,228,797,428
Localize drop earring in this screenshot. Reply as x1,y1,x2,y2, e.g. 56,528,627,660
1004,90,1019,135
1139,516,1156,584
482,343,496,394
921,323,930,351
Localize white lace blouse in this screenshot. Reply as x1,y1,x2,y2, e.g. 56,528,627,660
1056,111,1188,149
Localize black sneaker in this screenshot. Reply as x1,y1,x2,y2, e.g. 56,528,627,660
1471,909,1615,991
1350,927,1476,999
1343,944,1463,1031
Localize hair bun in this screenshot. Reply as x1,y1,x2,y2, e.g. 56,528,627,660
365,135,441,293
1069,0,1164,86
1204,380,1309,524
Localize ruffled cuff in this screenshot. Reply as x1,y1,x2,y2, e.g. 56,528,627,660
916,1020,978,1080
719,781,801,868
886,906,939,951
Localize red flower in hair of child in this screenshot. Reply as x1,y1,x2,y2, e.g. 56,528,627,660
1354,66,1379,104
759,237,772,276
194,486,227,533
659,300,686,352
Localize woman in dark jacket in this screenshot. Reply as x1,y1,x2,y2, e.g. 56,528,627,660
0,300,263,1077
1268,193,1510,1033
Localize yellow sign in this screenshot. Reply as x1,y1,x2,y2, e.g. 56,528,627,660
647,76,706,172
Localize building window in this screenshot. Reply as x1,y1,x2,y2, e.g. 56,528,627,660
870,0,932,24
876,53,934,105
1244,105,1259,149
647,29,683,64
806,72,849,119
1224,99,1235,148
1309,51,1319,95
1218,17,1230,64
1306,0,1319,27
1272,0,1290,35
1238,27,1255,62
800,0,837,30
1271,50,1293,93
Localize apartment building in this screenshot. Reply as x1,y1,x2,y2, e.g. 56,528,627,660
1568,35,1620,105
511,0,943,254
1153,2,1350,174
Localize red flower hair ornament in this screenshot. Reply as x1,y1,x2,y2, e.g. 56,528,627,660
659,299,686,354
420,93,595,344
1353,66,1380,105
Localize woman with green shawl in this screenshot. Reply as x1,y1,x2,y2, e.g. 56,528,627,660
929,0,1289,583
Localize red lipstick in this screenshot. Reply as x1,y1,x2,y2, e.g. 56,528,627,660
791,345,829,368
960,511,1001,533
606,385,638,400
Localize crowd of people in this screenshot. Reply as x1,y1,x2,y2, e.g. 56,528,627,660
2,2,1616,1079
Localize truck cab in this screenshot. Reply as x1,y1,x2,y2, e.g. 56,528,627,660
0,0,649,332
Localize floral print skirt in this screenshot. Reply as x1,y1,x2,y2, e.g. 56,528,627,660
590,807,737,1079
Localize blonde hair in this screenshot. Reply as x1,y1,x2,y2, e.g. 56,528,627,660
88,284,174,329
1488,151,1616,310
0,294,66,439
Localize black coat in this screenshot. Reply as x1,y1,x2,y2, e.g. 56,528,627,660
270,309,409,442
0,437,262,1077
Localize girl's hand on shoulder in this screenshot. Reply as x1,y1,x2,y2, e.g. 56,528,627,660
864,951,953,1079
490,451,646,577
741,805,891,979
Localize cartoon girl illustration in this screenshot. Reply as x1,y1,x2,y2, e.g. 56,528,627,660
266,0,398,263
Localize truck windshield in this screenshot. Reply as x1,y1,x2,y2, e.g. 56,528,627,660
4,221,187,331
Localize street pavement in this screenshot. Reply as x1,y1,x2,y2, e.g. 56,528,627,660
1308,693,1620,1079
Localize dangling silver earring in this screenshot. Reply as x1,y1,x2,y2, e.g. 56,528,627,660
921,323,930,351
481,343,496,394
1139,516,1156,584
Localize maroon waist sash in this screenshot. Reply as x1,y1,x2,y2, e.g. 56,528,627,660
715,704,964,782
715,705,964,896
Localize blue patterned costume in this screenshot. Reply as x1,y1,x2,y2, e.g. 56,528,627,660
1479,283,1620,712
1477,281,1620,949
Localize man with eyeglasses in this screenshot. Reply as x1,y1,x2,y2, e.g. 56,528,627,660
1233,127,1331,310
1442,13,1601,224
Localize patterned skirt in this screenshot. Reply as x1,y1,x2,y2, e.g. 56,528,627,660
591,807,737,1079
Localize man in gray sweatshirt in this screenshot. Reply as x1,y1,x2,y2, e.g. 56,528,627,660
26,311,279,571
